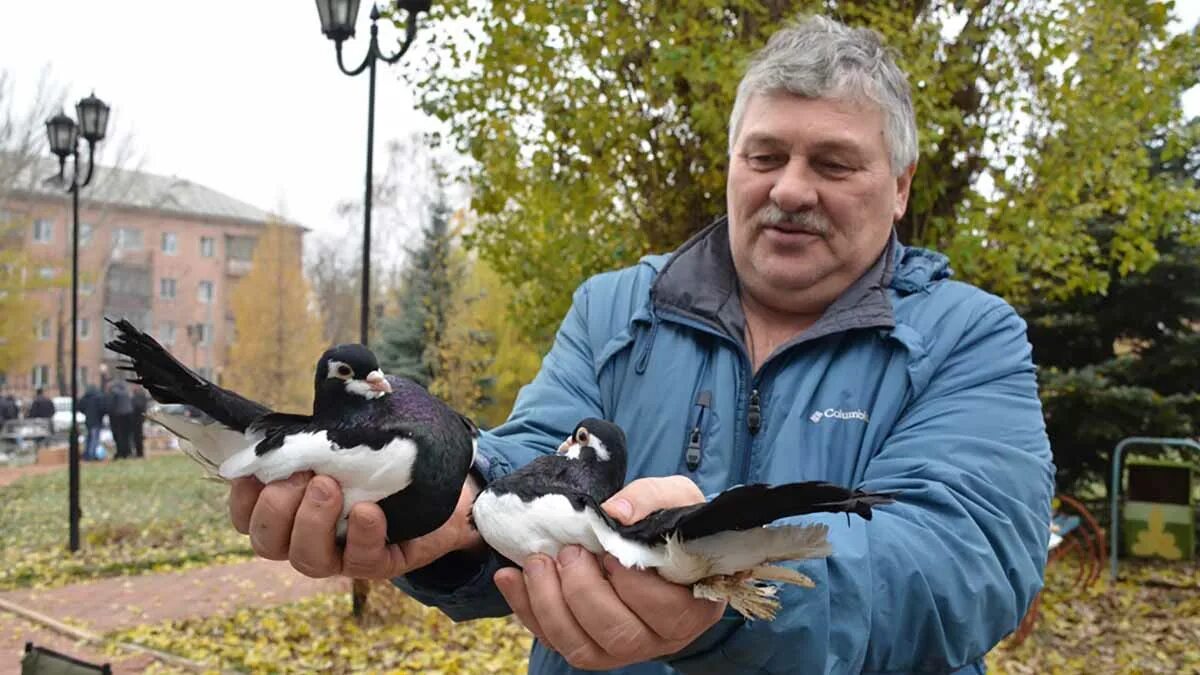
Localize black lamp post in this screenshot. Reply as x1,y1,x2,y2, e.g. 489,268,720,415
315,0,431,345
45,92,110,553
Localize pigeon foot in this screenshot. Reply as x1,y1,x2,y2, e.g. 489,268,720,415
692,566,816,621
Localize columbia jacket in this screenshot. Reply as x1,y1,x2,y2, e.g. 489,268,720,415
396,220,1054,674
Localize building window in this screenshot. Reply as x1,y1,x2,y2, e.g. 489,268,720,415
32,219,53,243
162,232,178,255
226,235,257,261
197,280,214,303
160,277,177,299
0,372,7,388
39,266,57,280
31,365,49,388
187,322,212,347
113,227,143,250
77,366,89,387
200,236,215,257
80,280,95,296
160,321,176,346
78,223,93,247
35,318,51,341
78,318,90,339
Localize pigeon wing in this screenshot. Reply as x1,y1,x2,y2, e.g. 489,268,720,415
105,318,272,432
614,481,896,545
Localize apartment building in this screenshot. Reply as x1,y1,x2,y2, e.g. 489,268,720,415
1,155,305,400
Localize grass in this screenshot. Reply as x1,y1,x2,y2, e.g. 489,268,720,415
0,454,252,590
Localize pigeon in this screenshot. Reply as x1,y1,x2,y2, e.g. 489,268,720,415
104,318,477,543
470,418,894,620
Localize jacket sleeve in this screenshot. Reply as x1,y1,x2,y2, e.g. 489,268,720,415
667,301,1055,674
392,281,606,620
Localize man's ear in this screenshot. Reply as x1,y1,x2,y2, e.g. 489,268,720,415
893,162,917,222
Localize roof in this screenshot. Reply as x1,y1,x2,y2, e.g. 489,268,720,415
0,153,298,228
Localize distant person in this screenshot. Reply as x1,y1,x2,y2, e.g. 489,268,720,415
105,382,135,460
78,385,107,461
0,390,18,425
131,386,149,458
27,388,54,419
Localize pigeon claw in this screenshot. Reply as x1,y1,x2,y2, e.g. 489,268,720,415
692,566,816,622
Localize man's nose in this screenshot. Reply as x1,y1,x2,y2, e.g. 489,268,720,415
769,161,818,212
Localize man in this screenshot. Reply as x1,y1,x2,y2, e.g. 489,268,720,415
78,385,107,461
105,381,134,460
0,389,18,425
130,385,149,458
228,16,1053,674
26,388,54,420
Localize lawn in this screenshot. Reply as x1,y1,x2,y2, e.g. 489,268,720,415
0,454,251,590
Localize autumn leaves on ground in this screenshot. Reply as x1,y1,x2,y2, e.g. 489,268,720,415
0,454,1196,674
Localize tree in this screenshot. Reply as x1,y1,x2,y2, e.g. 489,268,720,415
440,256,543,427
374,189,456,387
224,222,325,413
1029,122,1200,494
399,1,1199,342
306,233,364,347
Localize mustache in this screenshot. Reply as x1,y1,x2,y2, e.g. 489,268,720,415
754,204,830,236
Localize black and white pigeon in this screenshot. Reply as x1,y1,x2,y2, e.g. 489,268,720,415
104,318,477,543
471,418,894,620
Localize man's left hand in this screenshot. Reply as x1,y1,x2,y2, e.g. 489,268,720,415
493,476,727,670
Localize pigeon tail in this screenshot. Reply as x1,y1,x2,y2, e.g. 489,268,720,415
655,523,832,585
146,409,254,480
104,318,271,432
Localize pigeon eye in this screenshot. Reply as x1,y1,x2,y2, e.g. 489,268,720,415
574,427,590,445
337,365,353,378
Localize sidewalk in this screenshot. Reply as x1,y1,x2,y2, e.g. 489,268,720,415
0,558,348,673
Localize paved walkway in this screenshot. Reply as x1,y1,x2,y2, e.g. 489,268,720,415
0,558,348,673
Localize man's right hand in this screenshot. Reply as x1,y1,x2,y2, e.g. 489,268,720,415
228,472,485,579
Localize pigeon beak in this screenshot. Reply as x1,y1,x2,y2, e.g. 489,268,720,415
557,439,575,455
365,370,392,394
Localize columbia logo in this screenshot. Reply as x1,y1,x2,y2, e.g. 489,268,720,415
809,408,869,424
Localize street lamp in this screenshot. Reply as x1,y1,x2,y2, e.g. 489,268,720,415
315,0,431,345
45,91,110,553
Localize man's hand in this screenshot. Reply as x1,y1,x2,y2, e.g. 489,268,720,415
493,476,726,670
228,472,484,579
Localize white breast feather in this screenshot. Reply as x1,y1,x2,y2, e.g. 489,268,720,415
219,431,418,523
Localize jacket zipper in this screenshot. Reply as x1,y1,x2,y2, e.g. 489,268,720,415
685,390,712,471
747,389,762,435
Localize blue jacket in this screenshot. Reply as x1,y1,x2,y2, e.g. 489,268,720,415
397,221,1054,674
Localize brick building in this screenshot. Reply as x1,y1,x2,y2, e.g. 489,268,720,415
0,155,305,401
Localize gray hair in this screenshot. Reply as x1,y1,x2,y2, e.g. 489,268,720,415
729,15,918,175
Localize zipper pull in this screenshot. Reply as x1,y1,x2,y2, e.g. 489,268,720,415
748,389,762,435
686,429,702,471
685,390,712,472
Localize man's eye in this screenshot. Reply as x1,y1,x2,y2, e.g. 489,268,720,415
817,160,853,174
746,154,786,169
337,365,352,377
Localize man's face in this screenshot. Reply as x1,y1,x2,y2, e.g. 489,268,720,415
727,93,915,313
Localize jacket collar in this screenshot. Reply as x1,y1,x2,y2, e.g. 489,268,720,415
650,217,900,346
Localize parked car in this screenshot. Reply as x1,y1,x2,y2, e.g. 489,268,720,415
51,396,86,435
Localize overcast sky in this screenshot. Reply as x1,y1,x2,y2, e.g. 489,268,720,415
0,0,438,245
2,2,1196,246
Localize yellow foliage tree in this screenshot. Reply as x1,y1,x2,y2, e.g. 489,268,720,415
429,254,542,428
0,217,45,375
224,221,325,413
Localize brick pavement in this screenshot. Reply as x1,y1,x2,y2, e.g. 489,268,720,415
0,556,349,673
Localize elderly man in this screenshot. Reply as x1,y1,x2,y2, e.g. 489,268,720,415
230,16,1052,674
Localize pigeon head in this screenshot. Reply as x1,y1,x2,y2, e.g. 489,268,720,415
558,418,628,477
313,344,391,416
